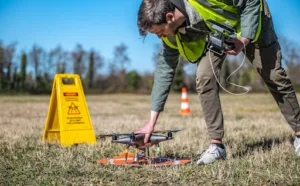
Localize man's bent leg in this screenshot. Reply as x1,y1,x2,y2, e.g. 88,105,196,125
196,51,226,140
245,0,300,134
247,41,300,133
260,42,300,133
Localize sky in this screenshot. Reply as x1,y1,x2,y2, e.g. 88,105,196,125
1,0,300,74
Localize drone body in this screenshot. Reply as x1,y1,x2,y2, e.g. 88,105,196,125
112,133,173,147
96,130,192,166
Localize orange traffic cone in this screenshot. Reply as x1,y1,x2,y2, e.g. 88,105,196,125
180,87,190,115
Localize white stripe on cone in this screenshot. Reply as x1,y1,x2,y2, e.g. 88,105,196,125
181,93,187,99
181,102,189,109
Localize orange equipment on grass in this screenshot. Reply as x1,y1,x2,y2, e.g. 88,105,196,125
97,152,191,167
180,87,190,115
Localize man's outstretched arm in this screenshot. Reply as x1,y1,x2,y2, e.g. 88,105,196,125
135,41,179,143
151,41,180,112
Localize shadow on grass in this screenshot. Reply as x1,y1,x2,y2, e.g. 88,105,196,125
231,136,294,158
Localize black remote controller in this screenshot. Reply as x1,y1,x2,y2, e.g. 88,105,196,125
224,41,235,51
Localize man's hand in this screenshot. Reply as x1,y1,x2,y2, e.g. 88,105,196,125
134,111,160,143
134,121,155,144
225,37,250,56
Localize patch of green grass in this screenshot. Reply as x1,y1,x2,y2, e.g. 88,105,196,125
1,136,300,185
1,94,300,185
235,114,244,120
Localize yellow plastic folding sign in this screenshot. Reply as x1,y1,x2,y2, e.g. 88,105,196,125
43,74,96,146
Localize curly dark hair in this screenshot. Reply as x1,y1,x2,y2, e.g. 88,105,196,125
137,0,175,36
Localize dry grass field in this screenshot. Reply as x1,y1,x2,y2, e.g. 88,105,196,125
1,93,300,185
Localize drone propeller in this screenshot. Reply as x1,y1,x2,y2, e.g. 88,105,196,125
98,133,132,137
97,130,182,139
96,133,133,140
151,129,182,134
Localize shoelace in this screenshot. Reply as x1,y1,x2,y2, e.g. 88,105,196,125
201,145,219,157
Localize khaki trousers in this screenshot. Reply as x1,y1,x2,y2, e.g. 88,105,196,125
196,0,300,139
196,41,300,139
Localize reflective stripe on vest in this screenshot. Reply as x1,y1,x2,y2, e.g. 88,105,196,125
189,0,241,37
196,0,239,20
162,0,262,63
253,0,263,42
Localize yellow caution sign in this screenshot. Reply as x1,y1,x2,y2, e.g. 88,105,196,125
43,74,96,146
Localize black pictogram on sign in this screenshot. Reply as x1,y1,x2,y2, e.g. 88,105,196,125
68,103,80,114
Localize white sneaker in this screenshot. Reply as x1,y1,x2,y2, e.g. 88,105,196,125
294,137,300,156
197,144,226,165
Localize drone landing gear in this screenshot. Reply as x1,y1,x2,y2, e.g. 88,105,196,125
124,145,152,164
125,144,129,164
146,147,150,158
156,144,162,162
134,147,139,162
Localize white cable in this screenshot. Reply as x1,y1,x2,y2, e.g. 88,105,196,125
208,39,250,95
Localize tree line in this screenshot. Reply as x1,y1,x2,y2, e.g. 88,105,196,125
0,42,153,94
0,37,299,95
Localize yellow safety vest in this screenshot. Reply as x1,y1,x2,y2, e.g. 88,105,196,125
162,0,262,63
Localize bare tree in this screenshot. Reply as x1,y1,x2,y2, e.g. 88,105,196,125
86,50,104,88
72,44,86,78
113,43,130,72
112,43,130,90
0,43,4,90
108,62,118,76
29,44,44,79
49,46,68,74
3,42,17,89
280,37,300,84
